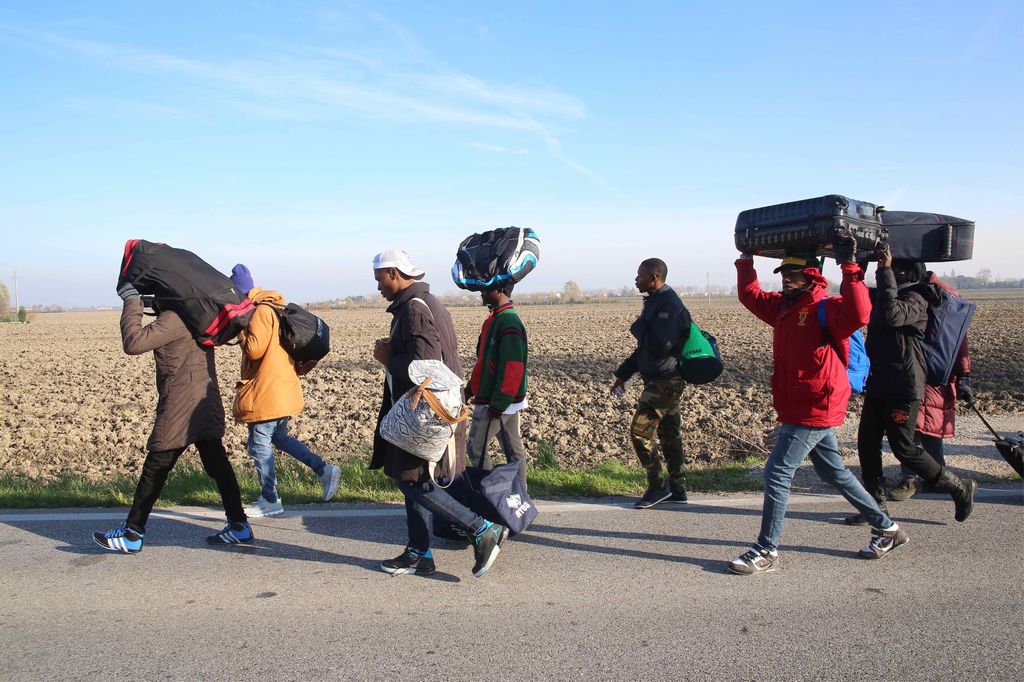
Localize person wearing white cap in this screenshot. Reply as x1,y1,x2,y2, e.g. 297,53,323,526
369,249,509,578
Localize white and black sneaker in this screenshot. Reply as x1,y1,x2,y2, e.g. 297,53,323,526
727,546,779,575
858,524,909,560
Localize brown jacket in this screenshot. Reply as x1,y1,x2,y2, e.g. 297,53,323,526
120,298,225,452
232,287,304,424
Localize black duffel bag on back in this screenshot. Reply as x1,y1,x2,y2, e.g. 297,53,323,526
267,303,330,362
118,239,254,346
880,211,975,263
452,226,540,291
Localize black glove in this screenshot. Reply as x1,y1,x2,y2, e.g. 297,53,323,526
956,374,974,403
116,282,140,301
834,232,857,263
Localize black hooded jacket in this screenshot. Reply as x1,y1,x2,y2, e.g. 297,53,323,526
864,266,941,400
615,284,692,382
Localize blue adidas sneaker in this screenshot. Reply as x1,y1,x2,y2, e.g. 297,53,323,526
93,524,144,554
206,521,254,545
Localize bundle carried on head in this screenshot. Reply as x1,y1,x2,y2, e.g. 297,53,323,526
118,239,254,346
451,226,540,292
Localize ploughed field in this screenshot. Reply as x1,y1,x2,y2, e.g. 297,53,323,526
1,297,1021,480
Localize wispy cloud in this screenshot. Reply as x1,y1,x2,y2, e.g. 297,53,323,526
6,13,618,192
469,142,531,155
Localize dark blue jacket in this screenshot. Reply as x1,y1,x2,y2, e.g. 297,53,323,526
615,285,692,382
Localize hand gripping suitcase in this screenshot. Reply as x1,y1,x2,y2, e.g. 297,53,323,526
735,195,888,259
880,211,975,263
118,239,255,346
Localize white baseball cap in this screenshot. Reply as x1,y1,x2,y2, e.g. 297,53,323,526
372,249,425,279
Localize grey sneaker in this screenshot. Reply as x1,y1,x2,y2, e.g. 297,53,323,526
888,477,920,502
727,546,779,575
244,496,284,518
320,464,341,501
858,524,909,559
634,486,671,509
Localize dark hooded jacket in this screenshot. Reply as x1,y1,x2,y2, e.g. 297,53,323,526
864,266,942,400
370,282,467,483
614,284,692,382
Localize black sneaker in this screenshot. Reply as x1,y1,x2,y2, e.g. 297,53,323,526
667,488,689,503
858,524,909,559
888,477,920,502
634,486,671,509
727,546,779,575
381,548,436,576
471,522,509,578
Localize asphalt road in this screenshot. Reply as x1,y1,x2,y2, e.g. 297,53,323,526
1,486,1021,681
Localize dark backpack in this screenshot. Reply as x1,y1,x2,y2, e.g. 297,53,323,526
266,303,330,362
923,290,974,386
118,239,254,346
816,298,869,393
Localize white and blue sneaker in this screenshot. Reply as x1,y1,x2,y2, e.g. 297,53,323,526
93,524,144,554
206,521,255,546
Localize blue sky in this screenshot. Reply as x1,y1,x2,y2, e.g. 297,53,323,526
1,1,1021,306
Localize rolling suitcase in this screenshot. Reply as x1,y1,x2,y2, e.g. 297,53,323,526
118,239,255,347
734,194,888,259
880,211,975,263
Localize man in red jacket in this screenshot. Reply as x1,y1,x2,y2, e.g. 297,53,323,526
727,238,908,576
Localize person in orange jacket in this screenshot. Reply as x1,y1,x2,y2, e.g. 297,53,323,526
230,264,340,517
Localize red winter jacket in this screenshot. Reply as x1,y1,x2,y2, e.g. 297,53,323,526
917,273,971,438
736,259,871,427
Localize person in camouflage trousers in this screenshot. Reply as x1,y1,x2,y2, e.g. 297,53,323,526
611,258,692,509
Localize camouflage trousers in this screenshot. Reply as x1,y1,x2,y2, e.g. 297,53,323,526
629,376,687,490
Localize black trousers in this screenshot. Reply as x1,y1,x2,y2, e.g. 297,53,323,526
126,439,246,533
857,396,943,492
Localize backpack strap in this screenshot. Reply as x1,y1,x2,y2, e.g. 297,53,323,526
411,297,434,320
816,296,848,368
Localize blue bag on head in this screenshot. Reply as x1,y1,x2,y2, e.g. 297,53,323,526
452,227,540,292
816,298,869,393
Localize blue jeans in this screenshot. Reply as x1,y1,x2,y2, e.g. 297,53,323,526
399,479,487,553
757,423,892,553
248,418,325,503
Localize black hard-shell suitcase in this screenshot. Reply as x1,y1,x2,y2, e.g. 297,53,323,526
118,239,255,347
880,211,975,263
735,194,888,259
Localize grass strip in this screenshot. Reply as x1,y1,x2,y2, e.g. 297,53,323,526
0,458,765,509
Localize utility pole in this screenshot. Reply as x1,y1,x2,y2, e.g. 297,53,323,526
705,271,711,304
12,271,18,315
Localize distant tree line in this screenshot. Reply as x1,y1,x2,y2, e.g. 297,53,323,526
0,283,27,322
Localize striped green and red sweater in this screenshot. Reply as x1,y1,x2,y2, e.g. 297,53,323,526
468,302,528,415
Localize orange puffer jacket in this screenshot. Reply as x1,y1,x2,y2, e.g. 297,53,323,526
232,287,304,423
